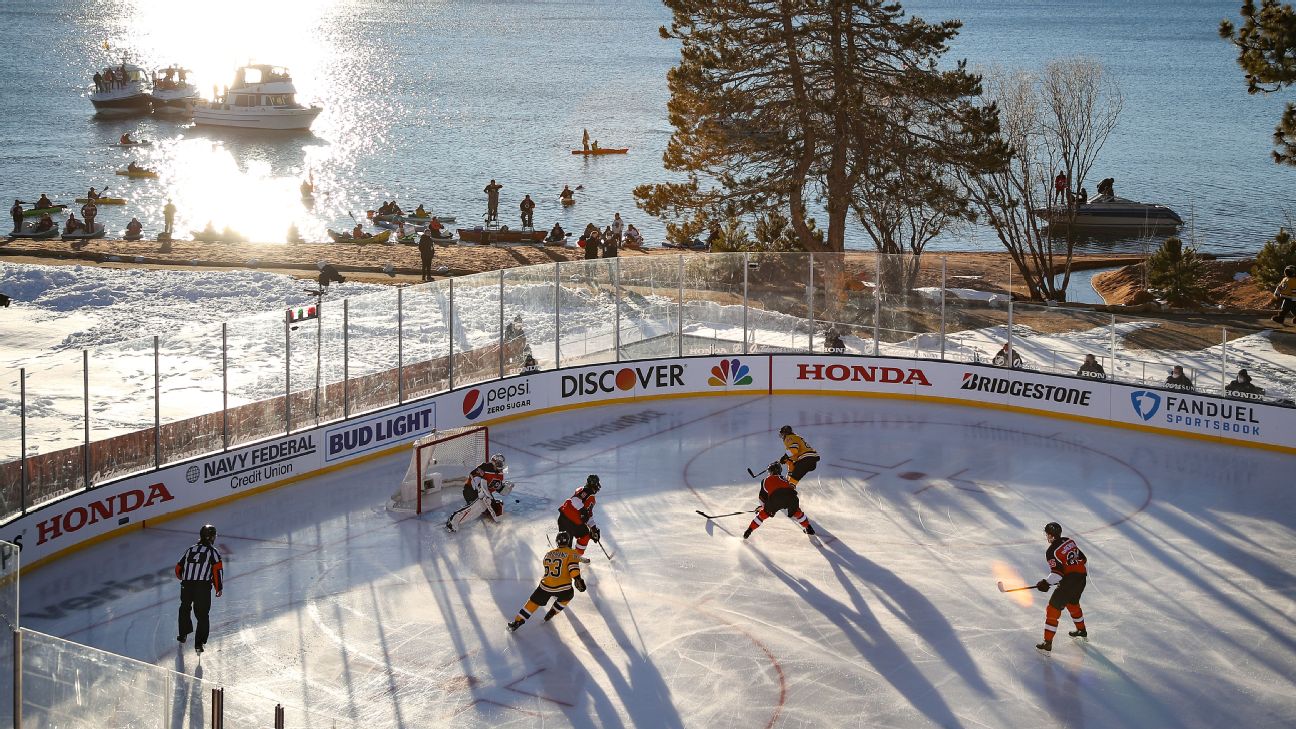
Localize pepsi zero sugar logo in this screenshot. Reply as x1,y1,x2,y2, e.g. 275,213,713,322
1130,390,1260,435
709,358,753,386
960,372,1091,406
463,380,532,420
561,364,685,398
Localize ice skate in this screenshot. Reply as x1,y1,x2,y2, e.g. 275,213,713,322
1036,641,1052,652
506,618,524,632
1068,628,1087,639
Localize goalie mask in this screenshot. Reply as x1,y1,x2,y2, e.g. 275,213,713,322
491,453,505,470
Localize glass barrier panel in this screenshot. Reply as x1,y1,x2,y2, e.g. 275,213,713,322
400,281,452,402
616,256,682,360
87,338,156,484
158,322,225,466
168,669,210,729
22,354,88,509
816,251,876,355
315,294,348,424
286,295,326,431
940,285,1011,366
1251,328,1296,406
449,271,504,388
1010,303,1116,381
1111,314,1223,396
345,288,401,414
502,264,558,375
226,309,288,448
874,252,946,360
20,629,169,728
557,259,618,368
684,252,756,355
0,369,23,521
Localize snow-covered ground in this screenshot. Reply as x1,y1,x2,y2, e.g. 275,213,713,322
3,262,1293,464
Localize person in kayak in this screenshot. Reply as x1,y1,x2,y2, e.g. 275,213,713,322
126,217,143,237
428,216,444,236
352,223,364,240
547,222,566,243
560,185,575,205
35,213,55,232
120,133,134,145
86,187,100,200
413,204,428,218
64,213,83,235
127,161,145,173
35,194,52,209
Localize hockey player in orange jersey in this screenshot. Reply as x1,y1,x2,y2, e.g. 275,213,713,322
507,531,585,631
1035,521,1088,652
557,474,602,556
743,462,815,540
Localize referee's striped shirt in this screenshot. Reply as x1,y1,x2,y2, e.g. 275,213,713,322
175,543,224,591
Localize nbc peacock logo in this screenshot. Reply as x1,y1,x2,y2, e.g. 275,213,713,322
708,358,753,387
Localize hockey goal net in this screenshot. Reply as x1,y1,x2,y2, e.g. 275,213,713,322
391,426,489,514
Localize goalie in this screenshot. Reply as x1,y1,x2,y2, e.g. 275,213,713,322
445,454,512,532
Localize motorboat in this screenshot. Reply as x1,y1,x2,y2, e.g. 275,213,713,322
89,62,151,115
1034,194,1182,229
192,64,322,130
150,66,200,117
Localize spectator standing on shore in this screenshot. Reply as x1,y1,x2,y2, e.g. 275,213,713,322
583,228,601,261
1165,365,1194,391
1076,354,1106,380
520,194,535,229
163,199,176,238
9,200,22,233
1225,368,1264,399
611,212,624,241
484,179,503,223
1271,265,1296,325
418,228,436,282
80,199,98,234
602,228,618,258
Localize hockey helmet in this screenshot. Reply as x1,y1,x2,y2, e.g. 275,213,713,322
1043,522,1062,540
778,425,794,437
556,531,573,548
491,453,505,470
767,461,783,476
199,524,217,544
1286,265,1296,277
585,474,601,493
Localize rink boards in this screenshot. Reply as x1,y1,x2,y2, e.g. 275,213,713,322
4,353,1292,568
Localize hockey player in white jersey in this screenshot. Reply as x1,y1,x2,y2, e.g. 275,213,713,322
445,454,510,531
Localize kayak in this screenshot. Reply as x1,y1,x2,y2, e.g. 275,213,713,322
561,197,576,206
662,240,709,250
8,222,60,239
396,231,456,245
123,231,143,241
110,141,151,147
75,197,127,205
372,211,457,224
327,229,391,245
61,223,107,241
571,148,629,155
116,169,158,178
21,205,66,217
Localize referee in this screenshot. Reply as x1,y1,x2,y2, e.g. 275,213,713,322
175,524,224,654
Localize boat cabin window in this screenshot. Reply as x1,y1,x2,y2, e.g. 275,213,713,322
240,67,264,85
235,94,257,107
266,94,293,106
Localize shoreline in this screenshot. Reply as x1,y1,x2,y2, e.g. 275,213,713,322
0,237,1145,289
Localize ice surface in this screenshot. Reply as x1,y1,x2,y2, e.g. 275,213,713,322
19,396,1296,728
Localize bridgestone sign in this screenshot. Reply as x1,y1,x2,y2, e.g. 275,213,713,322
960,372,1092,406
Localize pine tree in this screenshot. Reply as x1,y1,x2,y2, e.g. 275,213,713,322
1147,237,1210,307
1221,1,1296,165
1252,227,1296,288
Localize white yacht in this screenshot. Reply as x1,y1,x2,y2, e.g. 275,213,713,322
89,62,151,115
1034,195,1183,229
150,66,200,117
192,64,322,130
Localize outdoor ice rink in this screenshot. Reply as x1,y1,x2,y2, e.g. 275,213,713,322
21,395,1296,728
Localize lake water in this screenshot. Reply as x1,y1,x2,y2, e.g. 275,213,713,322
0,0,1288,254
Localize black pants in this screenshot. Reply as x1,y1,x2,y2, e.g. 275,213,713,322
788,455,819,484
521,210,533,228
1049,573,1087,611
179,580,213,647
1277,298,1296,323
420,254,433,280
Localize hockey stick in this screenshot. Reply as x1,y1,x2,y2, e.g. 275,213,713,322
997,581,1038,593
594,536,614,561
695,509,751,519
